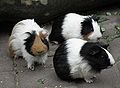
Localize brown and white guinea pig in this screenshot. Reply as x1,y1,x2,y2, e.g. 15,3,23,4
53,38,115,83
8,19,49,70
49,13,103,44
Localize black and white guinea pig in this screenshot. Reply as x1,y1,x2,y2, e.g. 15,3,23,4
49,13,103,44
8,19,49,70
53,38,115,83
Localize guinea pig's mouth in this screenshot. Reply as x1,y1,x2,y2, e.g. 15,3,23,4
31,51,46,56
37,51,47,56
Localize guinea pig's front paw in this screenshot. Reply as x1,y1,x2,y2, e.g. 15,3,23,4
13,55,19,59
28,65,35,71
84,78,94,83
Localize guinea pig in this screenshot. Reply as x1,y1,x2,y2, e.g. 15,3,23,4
49,13,103,44
8,19,49,70
53,38,115,83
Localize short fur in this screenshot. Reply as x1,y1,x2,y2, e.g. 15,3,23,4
49,16,65,43
53,38,115,83
8,19,49,70
49,13,102,44
53,43,72,81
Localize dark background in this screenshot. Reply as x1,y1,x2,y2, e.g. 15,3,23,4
0,0,120,32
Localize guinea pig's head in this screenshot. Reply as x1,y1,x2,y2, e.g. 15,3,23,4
24,30,49,56
81,42,115,72
81,16,102,41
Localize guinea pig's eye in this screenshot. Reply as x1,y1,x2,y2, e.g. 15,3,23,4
41,38,46,44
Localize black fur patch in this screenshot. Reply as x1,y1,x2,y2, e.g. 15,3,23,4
53,41,72,81
80,42,111,72
24,31,36,56
49,16,65,44
81,17,94,36
41,38,49,50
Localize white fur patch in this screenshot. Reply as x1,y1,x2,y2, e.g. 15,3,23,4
102,48,115,65
66,38,93,79
88,19,102,41
62,13,88,40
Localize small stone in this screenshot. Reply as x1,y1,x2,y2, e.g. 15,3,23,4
16,82,19,86
59,85,62,87
44,65,47,67
0,81,3,83
40,0,48,5
55,86,57,88
106,12,112,16
21,70,24,73
101,27,106,32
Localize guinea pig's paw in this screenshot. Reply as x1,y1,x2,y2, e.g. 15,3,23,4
13,55,19,59
28,64,35,71
39,62,45,66
29,65,35,71
84,78,94,83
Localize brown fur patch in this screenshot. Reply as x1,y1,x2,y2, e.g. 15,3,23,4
8,37,21,59
8,42,16,58
31,32,48,56
83,32,93,41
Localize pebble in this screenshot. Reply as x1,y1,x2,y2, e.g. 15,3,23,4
0,80,3,83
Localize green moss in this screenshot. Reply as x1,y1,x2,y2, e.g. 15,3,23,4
106,25,120,42
98,17,109,23
37,78,45,85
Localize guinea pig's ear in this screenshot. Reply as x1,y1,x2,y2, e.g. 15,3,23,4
89,46,101,55
39,30,48,39
91,15,100,22
25,31,36,39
